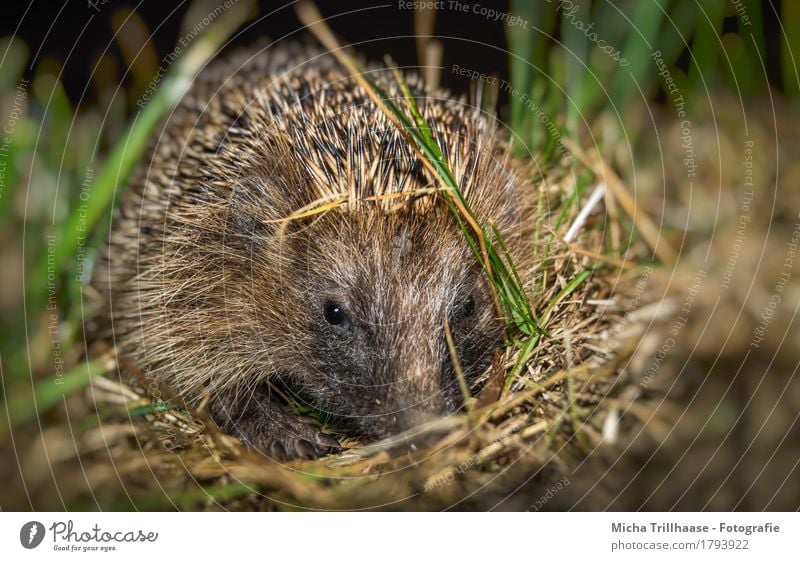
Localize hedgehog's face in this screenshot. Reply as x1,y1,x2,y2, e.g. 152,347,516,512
270,206,505,441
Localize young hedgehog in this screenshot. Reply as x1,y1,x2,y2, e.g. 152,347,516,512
95,43,535,460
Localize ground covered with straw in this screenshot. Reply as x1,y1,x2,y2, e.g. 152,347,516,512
4,0,798,512
4,148,679,510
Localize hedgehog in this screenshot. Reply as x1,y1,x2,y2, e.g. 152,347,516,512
94,42,536,460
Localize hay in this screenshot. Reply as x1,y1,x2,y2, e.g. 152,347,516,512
4,154,674,511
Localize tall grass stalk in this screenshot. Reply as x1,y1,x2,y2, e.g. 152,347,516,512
297,0,543,343
28,0,254,309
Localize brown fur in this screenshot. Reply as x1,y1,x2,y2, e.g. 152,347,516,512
94,42,536,460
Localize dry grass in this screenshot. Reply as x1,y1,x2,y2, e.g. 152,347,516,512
2,1,797,514
1,150,677,510
16,91,797,509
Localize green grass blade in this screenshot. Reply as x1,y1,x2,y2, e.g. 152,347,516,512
782,1,800,97
0,359,108,431
611,0,669,110
654,0,700,73
541,269,592,324
687,0,725,89
27,0,254,306
560,0,592,132
737,0,768,90
125,482,258,510
507,0,558,131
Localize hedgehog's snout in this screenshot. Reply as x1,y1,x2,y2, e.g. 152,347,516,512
375,410,449,452
362,376,453,441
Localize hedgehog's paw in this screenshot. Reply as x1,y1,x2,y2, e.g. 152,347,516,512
263,416,342,461
209,392,341,461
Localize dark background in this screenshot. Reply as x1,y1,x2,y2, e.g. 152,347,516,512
3,0,787,107
5,0,509,101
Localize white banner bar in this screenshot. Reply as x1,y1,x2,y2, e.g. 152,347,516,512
2,512,796,560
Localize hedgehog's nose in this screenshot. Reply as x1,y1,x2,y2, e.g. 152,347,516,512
379,408,445,452
398,408,442,431
386,412,443,453
388,415,419,453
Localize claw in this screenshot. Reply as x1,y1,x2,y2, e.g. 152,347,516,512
211,393,341,461
268,440,287,460
294,439,319,459
261,429,341,461
316,432,341,453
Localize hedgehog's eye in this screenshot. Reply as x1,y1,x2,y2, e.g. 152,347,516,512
323,302,350,328
454,295,476,319
462,296,476,317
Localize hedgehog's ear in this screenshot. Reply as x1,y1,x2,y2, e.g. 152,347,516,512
223,179,274,252
224,153,316,249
